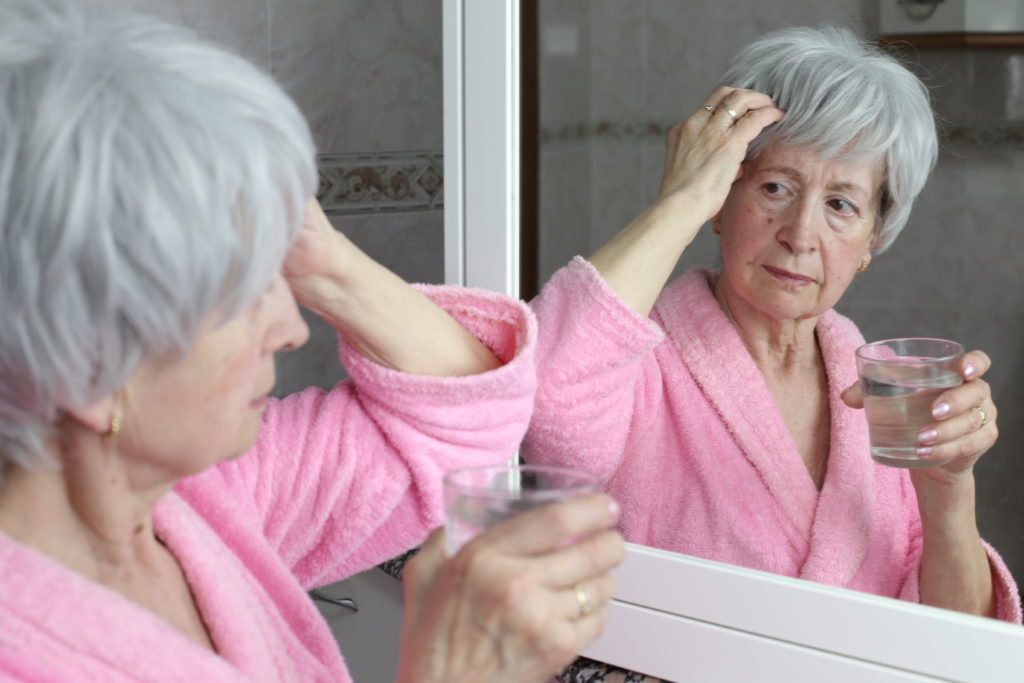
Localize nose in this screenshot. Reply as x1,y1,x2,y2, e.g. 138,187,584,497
776,197,818,255
265,273,310,353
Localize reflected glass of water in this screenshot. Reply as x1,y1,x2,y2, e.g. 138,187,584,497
443,464,602,556
855,337,964,468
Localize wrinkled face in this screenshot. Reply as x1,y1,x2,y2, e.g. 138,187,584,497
716,143,883,324
118,272,309,485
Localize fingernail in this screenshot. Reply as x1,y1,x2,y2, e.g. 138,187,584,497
918,428,938,444
916,446,933,458
608,499,621,519
963,363,976,379
932,402,951,419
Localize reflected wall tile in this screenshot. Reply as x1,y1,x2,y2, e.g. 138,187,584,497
117,0,269,68
959,310,1024,583
906,49,970,126
539,146,592,285
588,142,647,253
270,0,442,152
963,150,1024,317
644,0,865,120
968,50,1024,122
589,0,645,120
539,0,591,125
843,151,969,312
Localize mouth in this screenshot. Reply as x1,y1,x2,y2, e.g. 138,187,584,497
763,265,815,287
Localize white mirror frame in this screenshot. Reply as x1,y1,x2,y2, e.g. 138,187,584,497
442,2,1024,680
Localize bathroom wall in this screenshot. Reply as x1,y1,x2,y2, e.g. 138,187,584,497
539,0,1024,581
120,0,445,398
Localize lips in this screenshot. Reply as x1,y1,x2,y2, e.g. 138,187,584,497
763,265,815,285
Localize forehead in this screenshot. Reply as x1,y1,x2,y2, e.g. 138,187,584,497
747,144,885,194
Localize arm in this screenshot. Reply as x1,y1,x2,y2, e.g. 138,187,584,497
846,352,1021,621
588,87,782,316
284,199,501,377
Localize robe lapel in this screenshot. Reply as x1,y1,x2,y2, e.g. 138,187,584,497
655,270,819,551
0,512,248,682
153,493,302,683
797,311,876,586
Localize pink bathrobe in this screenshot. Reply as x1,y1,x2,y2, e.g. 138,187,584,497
0,286,537,682
524,258,1020,623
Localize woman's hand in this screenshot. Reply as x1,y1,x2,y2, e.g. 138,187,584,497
586,87,782,317
396,494,625,683
656,85,784,221
282,197,346,287
842,350,998,482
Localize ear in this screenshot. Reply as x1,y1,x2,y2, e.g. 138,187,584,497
65,395,117,435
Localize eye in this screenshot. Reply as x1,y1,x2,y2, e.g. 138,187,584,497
762,181,788,197
826,198,857,216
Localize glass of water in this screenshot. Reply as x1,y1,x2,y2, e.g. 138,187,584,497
443,464,603,556
855,337,964,468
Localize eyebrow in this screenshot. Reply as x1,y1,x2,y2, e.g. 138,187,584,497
759,165,872,198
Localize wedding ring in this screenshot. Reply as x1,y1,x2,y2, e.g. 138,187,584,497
976,405,989,429
719,105,739,121
573,583,592,618
703,104,714,112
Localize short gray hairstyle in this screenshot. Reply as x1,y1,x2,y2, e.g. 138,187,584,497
0,0,317,471
720,25,937,254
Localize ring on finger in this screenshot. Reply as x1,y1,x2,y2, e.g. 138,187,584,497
976,404,989,429
703,104,714,112
718,105,739,121
573,583,592,618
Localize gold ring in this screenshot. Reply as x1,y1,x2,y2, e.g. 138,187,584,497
703,104,714,112
573,583,592,618
719,105,739,121
976,405,989,428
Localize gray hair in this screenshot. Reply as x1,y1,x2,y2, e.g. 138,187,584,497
0,0,317,471
720,25,937,254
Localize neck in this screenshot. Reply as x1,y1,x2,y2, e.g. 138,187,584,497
0,429,172,578
713,275,820,373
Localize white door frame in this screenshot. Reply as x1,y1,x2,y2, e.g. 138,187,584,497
443,0,520,297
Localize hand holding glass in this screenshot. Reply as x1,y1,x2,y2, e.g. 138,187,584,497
443,464,603,556
855,337,963,468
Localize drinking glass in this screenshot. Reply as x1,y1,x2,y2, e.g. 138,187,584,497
855,337,964,468
443,464,602,556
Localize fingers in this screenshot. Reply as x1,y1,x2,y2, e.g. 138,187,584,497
841,381,864,409
539,528,625,588
479,493,621,556
571,604,611,653
560,574,617,621
914,358,997,466
959,350,991,381
699,86,780,130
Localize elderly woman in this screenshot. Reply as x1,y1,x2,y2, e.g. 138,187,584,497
525,23,1021,643
0,2,624,681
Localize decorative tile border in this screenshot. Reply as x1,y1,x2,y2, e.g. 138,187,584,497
317,151,443,216
541,119,1024,149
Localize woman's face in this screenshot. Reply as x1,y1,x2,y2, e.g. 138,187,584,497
119,271,309,484
716,143,882,324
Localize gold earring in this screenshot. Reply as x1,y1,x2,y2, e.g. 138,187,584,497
712,219,721,235
107,410,122,437
857,260,869,273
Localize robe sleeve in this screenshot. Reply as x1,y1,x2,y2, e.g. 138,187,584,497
897,474,1021,623
522,256,665,481
177,285,537,588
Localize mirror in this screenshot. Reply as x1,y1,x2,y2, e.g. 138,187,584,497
519,0,1024,611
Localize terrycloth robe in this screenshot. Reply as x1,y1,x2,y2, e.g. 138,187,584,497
524,258,1020,623
0,286,538,682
